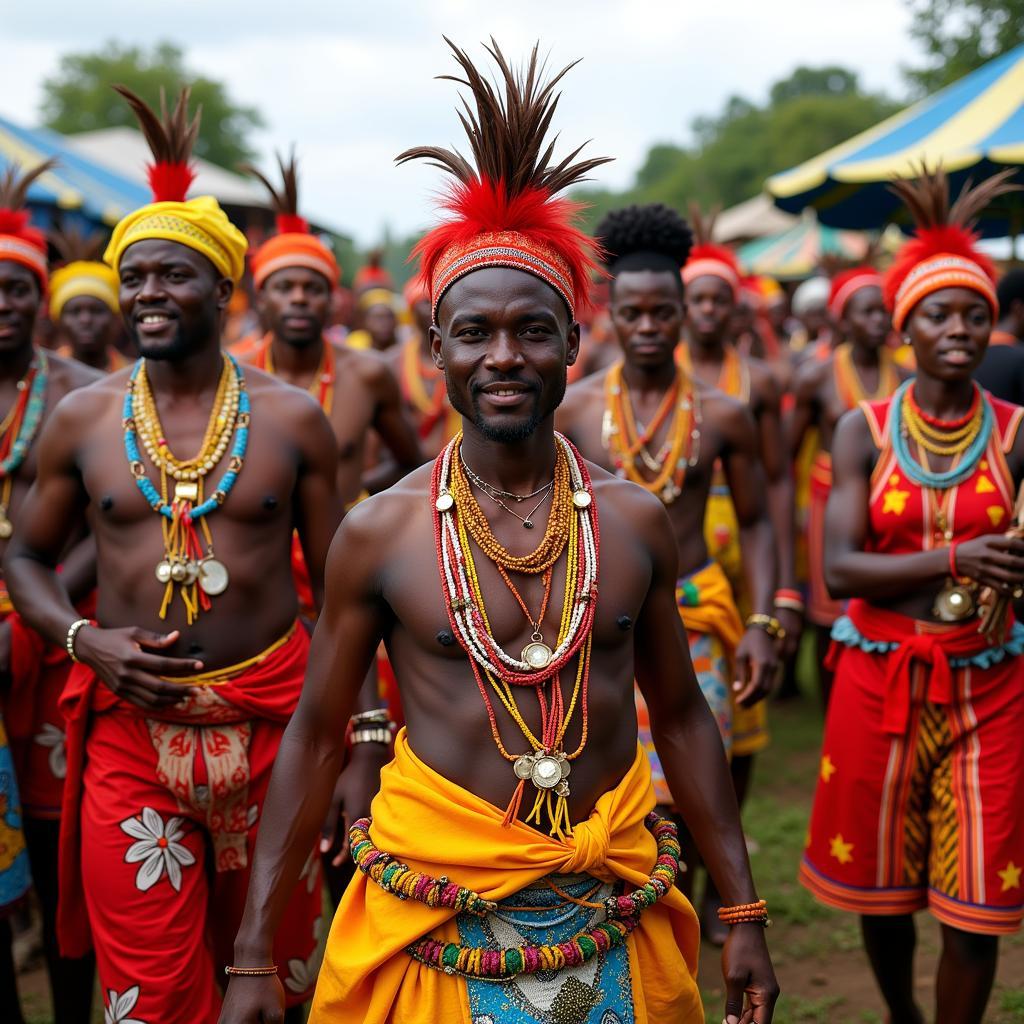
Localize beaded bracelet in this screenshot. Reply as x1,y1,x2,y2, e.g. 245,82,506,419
351,727,392,746
223,965,277,977
773,588,805,614
717,899,770,927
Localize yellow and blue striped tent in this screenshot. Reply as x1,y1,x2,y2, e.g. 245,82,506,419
767,44,1024,238
0,113,148,229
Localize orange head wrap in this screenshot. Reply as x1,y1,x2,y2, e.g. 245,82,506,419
0,160,55,289
828,267,883,320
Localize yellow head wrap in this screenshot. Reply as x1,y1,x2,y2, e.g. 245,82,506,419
49,261,120,320
357,287,399,312
104,196,248,283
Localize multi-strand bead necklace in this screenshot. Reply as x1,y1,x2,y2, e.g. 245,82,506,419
0,350,48,539
123,353,250,622
602,361,701,505
433,431,599,838
833,343,899,408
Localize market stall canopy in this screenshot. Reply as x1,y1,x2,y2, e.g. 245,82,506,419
738,213,872,280
766,44,1024,239
0,112,148,227
65,126,269,208
713,193,797,244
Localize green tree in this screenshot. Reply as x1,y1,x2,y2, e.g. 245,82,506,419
904,0,1024,93
575,66,898,229
40,41,264,168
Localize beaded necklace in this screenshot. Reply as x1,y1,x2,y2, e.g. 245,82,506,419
602,361,701,504
433,432,599,837
256,335,335,414
891,379,991,489
0,350,48,539
679,342,749,402
834,343,898,409
400,336,459,441
123,353,250,622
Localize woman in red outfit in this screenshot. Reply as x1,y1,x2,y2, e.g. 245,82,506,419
800,167,1024,1024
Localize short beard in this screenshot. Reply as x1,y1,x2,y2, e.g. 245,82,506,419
455,367,567,445
133,310,216,361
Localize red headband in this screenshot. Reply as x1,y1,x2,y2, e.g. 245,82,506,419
828,268,882,319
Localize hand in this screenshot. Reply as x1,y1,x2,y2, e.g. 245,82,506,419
320,742,390,868
74,626,203,710
721,922,779,1024
733,626,779,708
218,974,286,1024
773,607,803,662
954,535,1024,594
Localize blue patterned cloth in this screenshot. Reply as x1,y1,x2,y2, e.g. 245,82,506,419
0,715,31,911
457,873,635,1024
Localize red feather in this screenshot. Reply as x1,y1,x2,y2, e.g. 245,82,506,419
276,213,309,234
411,178,602,315
147,162,195,203
882,225,994,311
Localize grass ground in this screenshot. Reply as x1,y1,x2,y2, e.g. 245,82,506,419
16,640,1024,1022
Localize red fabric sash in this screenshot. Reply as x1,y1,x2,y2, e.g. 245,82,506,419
57,624,309,957
827,599,1012,735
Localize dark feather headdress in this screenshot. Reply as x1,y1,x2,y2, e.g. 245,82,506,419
397,38,611,320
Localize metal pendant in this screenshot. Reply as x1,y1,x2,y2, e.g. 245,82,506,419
198,558,230,596
155,560,172,584
572,490,592,509
435,491,454,512
933,580,976,622
169,560,189,583
521,637,553,670
0,512,13,539
513,750,572,793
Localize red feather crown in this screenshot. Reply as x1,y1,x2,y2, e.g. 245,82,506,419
883,165,1020,331
681,203,740,296
397,38,610,323
0,159,55,285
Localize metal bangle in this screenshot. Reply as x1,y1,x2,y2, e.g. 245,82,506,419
745,613,785,641
350,726,392,746
65,618,92,663
350,708,391,726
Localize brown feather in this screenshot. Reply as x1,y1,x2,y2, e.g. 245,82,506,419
239,148,301,217
687,202,721,247
396,37,610,196
49,221,106,263
111,84,200,165
0,157,58,212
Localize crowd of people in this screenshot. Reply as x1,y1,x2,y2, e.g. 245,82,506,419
0,39,1022,1024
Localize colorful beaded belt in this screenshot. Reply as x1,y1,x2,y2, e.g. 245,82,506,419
348,811,682,981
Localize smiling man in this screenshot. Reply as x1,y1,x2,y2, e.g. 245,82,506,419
2,90,339,1024
220,42,777,1024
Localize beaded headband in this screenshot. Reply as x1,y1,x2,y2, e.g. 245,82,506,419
892,254,997,331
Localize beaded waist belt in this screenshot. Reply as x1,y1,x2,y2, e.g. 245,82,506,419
348,811,681,981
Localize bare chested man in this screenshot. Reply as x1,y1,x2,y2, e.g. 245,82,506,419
788,268,902,703
0,162,101,1024
3,91,339,1024
220,41,777,1024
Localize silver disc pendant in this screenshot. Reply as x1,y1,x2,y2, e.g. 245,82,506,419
513,753,536,780
531,755,563,790
169,561,188,583
521,640,553,670
155,560,172,584
933,581,976,622
198,558,230,596
435,491,454,512
0,515,13,540
572,490,592,509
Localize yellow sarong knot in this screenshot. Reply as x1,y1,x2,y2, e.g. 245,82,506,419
561,814,613,879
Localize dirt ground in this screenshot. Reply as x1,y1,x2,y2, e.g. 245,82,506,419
13,657,1024,1023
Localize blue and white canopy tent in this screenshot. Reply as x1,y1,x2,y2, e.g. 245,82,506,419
767,45,1024,242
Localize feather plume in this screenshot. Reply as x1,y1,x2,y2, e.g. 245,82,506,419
112,84,200,202
0,158,56,243
240,149,309,234
883,163,1021,311
49,221,106,264
685,201,739,273
397,38,610,313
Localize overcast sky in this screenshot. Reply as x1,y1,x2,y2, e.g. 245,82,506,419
0,0,917,245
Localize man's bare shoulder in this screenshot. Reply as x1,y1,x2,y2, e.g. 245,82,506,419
586,459,669,530
696,382,754,441
560,369,607,424
744,354,781,397
334,463,433,545
333,342,395,387
45,351,105,396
